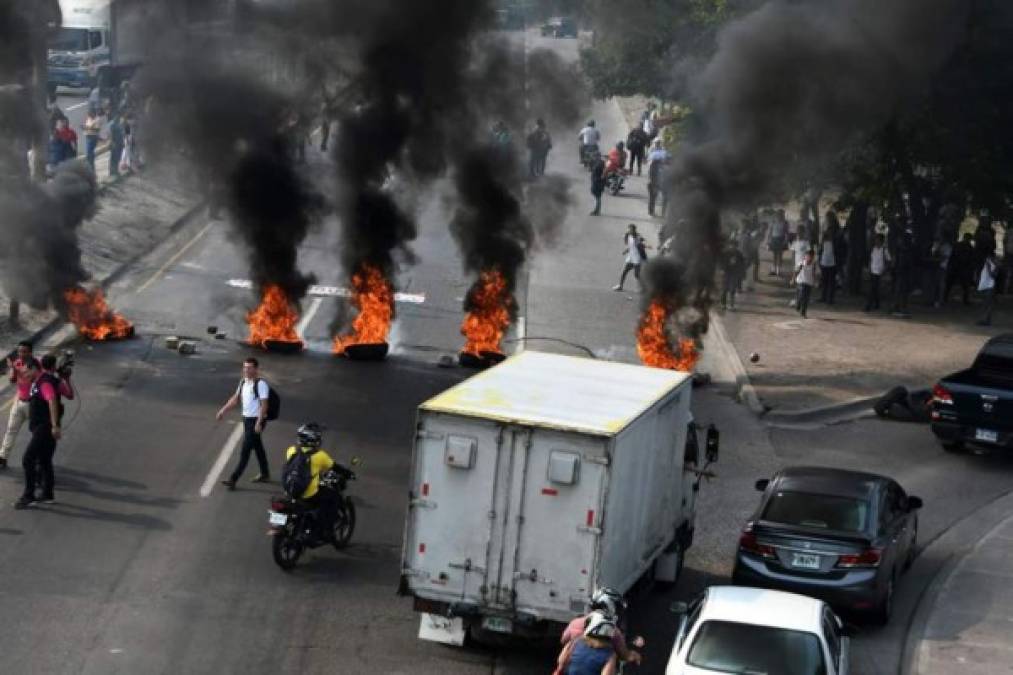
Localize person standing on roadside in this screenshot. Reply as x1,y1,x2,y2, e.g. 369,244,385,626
626,126,648,176
526,118,553,178
108,112,125,178
217,357,272,489
82,109,103,172
977,251,999,326
767,209,789,277
720,240,746,310
613,224,647,292
865,234,890,311
0,341,40,470
891,230,916,317
589,153,606,216
944,232,975,305
646,139,670,217
818,228,839,304
793,249,817,319
13,356,74,509
739,217,763,286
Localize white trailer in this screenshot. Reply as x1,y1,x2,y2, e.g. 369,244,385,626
400,351,716,645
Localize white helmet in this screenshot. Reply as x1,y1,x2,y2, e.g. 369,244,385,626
590,587,625,617
584,611,617,639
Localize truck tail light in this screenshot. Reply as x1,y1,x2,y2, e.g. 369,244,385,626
738,531,776,559
836,548,881,568
932,383,953,405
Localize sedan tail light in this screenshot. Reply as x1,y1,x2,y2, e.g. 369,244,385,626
932,383,953,405
836,548,882,568
739,531,776,559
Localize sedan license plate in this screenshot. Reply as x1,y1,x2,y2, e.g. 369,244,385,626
791,553,821,570
268,512,288,526
975,428,999,443
481,616,513,634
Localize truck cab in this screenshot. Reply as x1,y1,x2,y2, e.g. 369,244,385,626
48,0,111,92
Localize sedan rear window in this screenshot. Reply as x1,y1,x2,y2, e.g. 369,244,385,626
762,491,869,533
687,620,826,675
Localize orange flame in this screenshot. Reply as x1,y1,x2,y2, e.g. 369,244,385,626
636,299,700,371
461,269,513,355
333,264,394,353
63,287,134,340
247,284,301,348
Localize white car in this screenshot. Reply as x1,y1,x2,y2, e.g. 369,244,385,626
665,586,850,675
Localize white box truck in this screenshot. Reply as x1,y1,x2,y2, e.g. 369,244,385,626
399,351,718,645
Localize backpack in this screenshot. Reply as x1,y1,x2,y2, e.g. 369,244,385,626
281,447,314,498
238,378,281,421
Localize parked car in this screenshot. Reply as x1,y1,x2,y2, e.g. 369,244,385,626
666,586,850,675
931,333,1013,452
540,16,577,38
731,466,922,624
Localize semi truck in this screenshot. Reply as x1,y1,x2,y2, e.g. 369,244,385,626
399,351,717,645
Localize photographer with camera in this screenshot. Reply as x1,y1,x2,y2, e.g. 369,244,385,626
1,341,41,470
13,354,74,510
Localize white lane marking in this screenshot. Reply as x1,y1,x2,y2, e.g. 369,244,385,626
201,422,244,497
516,316,526,353
225,279,426,304
136,220,216,294
66,101,89,111
295,297,323,340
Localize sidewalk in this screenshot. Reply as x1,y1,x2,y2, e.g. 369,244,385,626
615,97,1009,414
907,491,1013,675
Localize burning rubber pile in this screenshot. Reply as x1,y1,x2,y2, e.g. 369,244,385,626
332,264,393,361
636,259,704,373
459,269,512,369
247,285,303,353
63,287,134,341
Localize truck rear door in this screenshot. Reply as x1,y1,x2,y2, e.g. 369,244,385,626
404,414,503,606
486,427,607,621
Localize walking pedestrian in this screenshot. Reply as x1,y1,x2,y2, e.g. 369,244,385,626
931,236,953,308
818,228,839,304
944,233,974,305
626,126,648,176
721,241,746,310
217,357,272,489
108,112,125,178
739,217,763,286
646,140,670,217
613,224,647,292
891,230,916,317
865,234,890,311
977,252,999,326
526,118,552,178
589,153,606,216
0,341,40,470
82,109,103,172
13,356,74,509
789,224,812,290
794,249,817,319
767,209,789,277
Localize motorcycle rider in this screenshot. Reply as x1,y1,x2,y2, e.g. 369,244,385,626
578,119,600,164
560,588,643,666
284,423,342,538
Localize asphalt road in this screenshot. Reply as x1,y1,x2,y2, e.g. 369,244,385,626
3,30,1010,675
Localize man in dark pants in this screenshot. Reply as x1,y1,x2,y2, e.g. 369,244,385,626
589,153,606,216
14,356,73,509
217,357,271,489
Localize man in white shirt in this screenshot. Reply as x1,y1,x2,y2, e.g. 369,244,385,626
977,252,999,326
613,224,646,292
865,234,891,311
217,357,272,489
578,120,601,162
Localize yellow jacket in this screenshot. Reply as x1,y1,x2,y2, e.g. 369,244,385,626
284,445,335,499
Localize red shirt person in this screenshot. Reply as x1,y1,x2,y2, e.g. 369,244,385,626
1,341,41,468
14,355,74,509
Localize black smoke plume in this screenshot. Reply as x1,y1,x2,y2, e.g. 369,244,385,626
658,0,969,338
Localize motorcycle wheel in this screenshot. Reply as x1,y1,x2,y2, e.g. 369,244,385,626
272,531,303,571
332,498,357,550
610,184,621,196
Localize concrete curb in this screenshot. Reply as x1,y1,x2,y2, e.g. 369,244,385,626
708,314,765,415
763,395,880,425
901,488,1013,675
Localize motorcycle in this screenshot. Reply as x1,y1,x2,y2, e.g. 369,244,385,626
606,170,627,196
268,458,360,571
580,143,600,170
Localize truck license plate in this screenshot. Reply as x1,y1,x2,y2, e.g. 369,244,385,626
481,616,513,634
975,428,998,443
791,553,820,570
268,512,288,526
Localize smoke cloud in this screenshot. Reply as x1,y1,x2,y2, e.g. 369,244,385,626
659,0,969,335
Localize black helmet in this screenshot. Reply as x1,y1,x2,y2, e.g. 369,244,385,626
297,422,323,448
588,119,596,127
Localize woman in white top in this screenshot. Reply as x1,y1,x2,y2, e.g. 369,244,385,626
789,225,812,287
978,253,998,326
794,249,817,319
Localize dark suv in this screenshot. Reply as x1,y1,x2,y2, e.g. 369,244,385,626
731,467,923,624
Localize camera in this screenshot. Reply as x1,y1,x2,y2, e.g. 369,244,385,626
56,349,75,379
